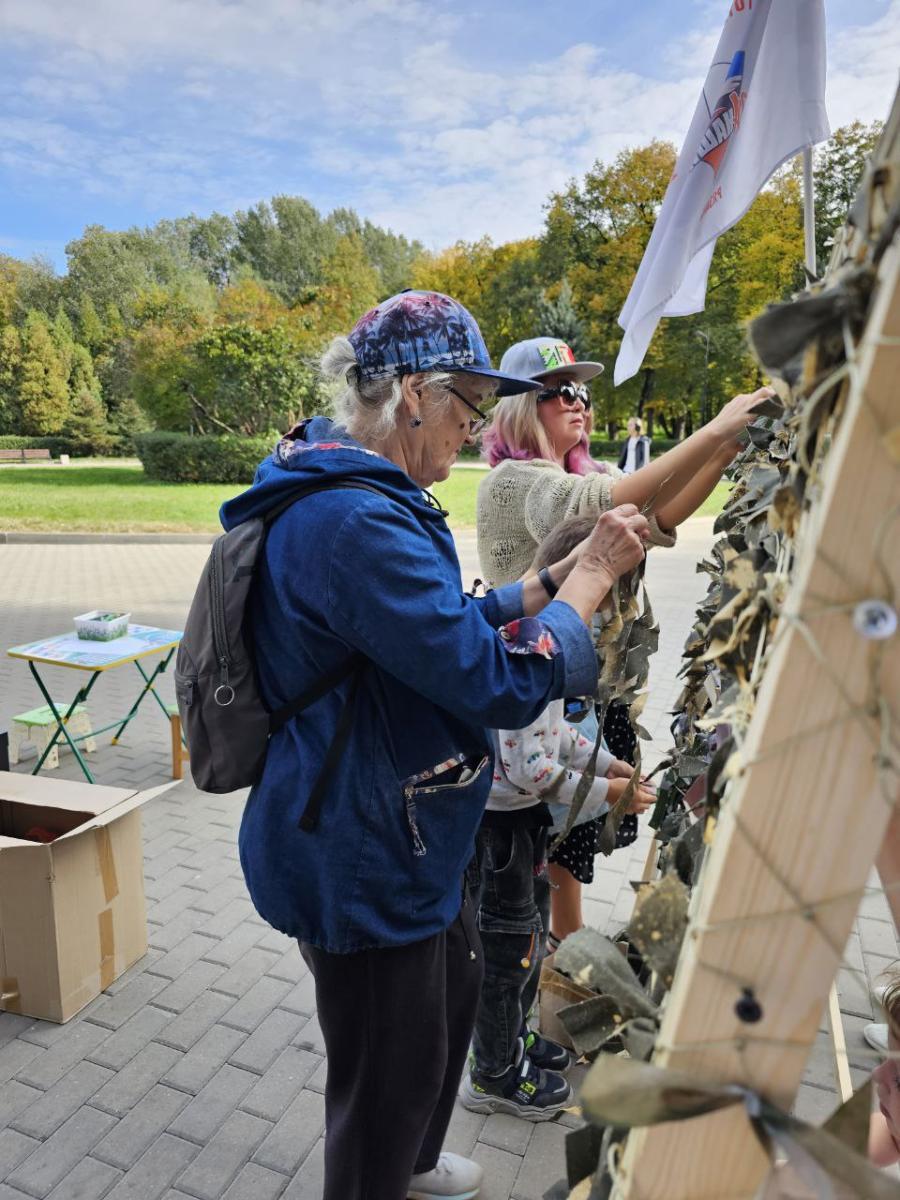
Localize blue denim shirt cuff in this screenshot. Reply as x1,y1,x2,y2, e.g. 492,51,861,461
538,599,598,697
484,581,524,626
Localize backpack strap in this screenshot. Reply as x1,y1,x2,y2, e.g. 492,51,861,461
260,478,392,832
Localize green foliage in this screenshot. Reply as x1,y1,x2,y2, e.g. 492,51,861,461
0,434,77,455
536,279,587,357
135,430,274,483
18,311,71,434
813,120,882,269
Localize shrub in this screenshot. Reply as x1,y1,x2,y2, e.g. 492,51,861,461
135,431,275,483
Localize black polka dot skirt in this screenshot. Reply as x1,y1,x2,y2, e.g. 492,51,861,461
548,702,639,884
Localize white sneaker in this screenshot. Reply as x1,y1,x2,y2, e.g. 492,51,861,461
864,1022,889,1055
408,1152,483,1200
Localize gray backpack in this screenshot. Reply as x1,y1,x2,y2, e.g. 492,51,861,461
174,481,384,816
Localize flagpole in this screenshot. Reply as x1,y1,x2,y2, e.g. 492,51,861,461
803,145,817,277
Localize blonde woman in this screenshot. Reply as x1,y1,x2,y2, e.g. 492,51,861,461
477,336,772,942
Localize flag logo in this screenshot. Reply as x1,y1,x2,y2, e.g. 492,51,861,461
538,343,576,369
692,51,747,176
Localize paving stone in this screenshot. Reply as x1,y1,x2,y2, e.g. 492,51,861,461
203,922,270,969
293,1013,325,1056
511,1121,568,1200
103,1133,200,1200
168,1065,258,1144
303,1056,328,1095
93,1084,190,1171
857,916,900,958
199,898,259,940
15,1021,109,1090
174,1111,272,1200
218,1162,288,1200
153,990,236,1053
792,1082,838,1124
103,950,165,995
229,1009,305,1075
91,1042,183,1117
85,1006,172,1071
470,1141,521,1200
218,976,293,1034
265,948,307,985
148,908,215,955
44,1156,122,1200
150,933,222,981
0,1187,33,1200
162,1024,247,1095
144,865,203,901
211,949,282,999
239,1047,322,1122
278,974,317,1017
278,1136,325,1200
0,1039,43,1085
0,1130,40,1179
150,961,227,1014
836,966,874,1019
6,1105,117,1197
16,1014,92,1050
11,1060,112,1139
85,973,170,1031
252,1087,325,1175
0,1015,34,1047
443,1105,486,1156
254,929,295,955
479,1113,533,1156
0,1082,42,1133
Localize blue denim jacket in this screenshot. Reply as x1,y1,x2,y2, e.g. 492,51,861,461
220,418,597,952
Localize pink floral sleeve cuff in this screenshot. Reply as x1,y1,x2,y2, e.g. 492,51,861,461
498,617,560,660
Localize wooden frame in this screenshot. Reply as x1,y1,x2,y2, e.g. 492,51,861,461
614,213,900,1195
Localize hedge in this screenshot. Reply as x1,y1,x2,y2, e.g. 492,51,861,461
135,431,275,483
0,434,132,457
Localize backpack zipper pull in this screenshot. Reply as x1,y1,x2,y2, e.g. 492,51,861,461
214,658,235,707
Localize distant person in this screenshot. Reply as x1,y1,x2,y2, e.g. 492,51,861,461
618,416,651,474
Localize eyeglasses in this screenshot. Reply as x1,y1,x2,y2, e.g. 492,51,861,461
537,382,590,409
448,386,489,436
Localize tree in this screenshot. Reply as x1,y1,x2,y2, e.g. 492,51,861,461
814,120,882,268
64,343,113,450
188,213,238,290
233,197,337,305
536,280,586,356
0,325,21,432
18,311,70,434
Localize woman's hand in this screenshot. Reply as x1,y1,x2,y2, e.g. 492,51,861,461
708,387,776,442
577,505,651,585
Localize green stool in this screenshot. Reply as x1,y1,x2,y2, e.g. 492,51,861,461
10,703,96,770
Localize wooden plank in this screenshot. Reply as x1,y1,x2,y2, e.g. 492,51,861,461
615,237,900,1199
827,982,854,1103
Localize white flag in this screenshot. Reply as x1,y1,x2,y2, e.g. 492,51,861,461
614,0,829,386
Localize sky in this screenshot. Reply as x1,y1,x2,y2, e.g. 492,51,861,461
1,0,898,271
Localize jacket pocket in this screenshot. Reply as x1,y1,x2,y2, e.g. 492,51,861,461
402,754,490,857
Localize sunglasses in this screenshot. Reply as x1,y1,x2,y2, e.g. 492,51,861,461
448,386,489,435
537,382,590,409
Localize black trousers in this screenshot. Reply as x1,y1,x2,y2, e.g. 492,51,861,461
299,895,483,1200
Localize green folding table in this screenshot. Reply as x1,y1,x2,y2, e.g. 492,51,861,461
7,623,183,783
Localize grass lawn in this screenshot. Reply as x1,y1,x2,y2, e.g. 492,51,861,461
0,462,731,533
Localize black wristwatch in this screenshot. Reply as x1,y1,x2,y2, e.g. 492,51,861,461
537,566,559,599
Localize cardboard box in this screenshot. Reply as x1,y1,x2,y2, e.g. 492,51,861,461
0,771,173,1023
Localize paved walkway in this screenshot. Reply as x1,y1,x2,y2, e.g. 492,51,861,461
0,526,896,1199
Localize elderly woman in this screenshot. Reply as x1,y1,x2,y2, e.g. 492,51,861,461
478,336,772,940
220,293,650,1200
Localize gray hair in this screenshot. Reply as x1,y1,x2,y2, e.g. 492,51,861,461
320,336,454,445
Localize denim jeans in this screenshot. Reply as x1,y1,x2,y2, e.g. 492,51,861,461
468,821,550,1075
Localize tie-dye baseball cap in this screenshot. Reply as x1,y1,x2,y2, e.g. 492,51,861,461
499,337,604,392
347,290,538,397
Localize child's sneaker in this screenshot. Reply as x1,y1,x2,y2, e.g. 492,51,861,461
459,1038,572,1121
523,1027,572,1072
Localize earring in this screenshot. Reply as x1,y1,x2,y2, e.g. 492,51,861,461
410,416,422,427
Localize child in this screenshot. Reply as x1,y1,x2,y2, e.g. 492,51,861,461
870,973,900,1167
460,517,655,1121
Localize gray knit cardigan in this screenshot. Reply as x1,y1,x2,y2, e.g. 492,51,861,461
476,457,676,587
